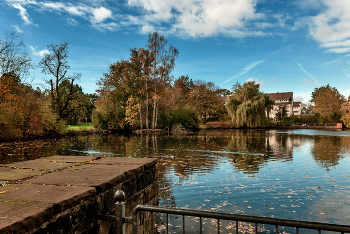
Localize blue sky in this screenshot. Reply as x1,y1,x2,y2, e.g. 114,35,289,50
1,0,350,103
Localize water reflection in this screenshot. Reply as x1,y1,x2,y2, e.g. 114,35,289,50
2,130,350,231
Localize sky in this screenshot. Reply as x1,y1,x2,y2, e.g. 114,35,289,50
1,0,350,103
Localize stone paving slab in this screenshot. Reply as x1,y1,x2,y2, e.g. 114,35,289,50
89,157,156,166
1,160,77,171
0,202,52,230
24,164,141,187
0,184,96,212
42,155,98,163
1,155,97,169
0,156,158,233
0,167,43,182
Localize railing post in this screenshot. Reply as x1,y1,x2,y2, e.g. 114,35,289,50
115,190,126,234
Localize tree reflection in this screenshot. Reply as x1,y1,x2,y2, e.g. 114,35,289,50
312,135,345,168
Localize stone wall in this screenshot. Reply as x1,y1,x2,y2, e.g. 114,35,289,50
0,157,158,234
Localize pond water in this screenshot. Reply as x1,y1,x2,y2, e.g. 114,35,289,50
1,129,350,233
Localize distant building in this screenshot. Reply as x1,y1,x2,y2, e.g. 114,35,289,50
292,102,302,116
266,92,301,119
220,95,229,105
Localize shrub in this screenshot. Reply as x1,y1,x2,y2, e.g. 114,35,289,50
170,106,199,129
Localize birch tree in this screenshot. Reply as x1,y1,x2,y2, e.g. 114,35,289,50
147,32,178,130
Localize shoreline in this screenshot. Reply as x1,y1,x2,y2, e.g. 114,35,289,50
0,123,346,142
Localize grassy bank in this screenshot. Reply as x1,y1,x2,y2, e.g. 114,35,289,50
67,122,95,131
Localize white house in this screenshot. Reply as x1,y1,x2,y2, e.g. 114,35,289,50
267,92,301,119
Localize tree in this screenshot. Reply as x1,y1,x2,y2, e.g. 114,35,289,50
59,80,89,125
301,103,314,114
187,80,229,123
341,95,350,128
274,103,288,121
225,81,274,128
39,42,81,120
0,30,32,79
311,84,344,120
147,32,179,130
128,48,153,130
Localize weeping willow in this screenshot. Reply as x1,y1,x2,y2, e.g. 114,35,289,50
225,81,274,128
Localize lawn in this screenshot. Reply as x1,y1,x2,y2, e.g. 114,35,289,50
67,122,94,131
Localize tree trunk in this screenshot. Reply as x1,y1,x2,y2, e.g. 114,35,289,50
146,82,149,129
138,100,143,130
152,98,156,130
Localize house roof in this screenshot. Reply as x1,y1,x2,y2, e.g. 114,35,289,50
220,95,229,103
293,102,301,107
267,92,293,104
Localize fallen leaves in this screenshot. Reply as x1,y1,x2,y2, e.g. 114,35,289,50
0,190,8,194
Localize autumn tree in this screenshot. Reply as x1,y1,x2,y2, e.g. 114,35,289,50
128,48,153,129
187,80,229,123
225,81,274,128
39,42,81,120
341,95,350,128
311,84,344,121
147,32,179,130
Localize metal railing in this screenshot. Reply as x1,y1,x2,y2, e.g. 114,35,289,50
98,190,350,234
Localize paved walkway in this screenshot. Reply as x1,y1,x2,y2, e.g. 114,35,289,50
0,155,156,232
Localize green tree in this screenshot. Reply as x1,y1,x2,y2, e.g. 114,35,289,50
311,84,344,121
225,81,274,128
39,42,81,120
301,102,314,114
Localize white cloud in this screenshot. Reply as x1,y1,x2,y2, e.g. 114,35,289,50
245,77,265,87
8,1,113,29
294,95,304,102
12,3,33,25
127,0,267,37
30,46,50,57
91,6,111,23
309,0,350,55
92,22,118,31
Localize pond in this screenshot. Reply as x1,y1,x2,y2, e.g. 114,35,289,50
1,129,350,233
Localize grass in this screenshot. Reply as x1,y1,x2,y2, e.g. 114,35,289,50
67,122,94,131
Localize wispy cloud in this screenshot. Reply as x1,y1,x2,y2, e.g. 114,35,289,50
319,59,341,67
296,61,318,82
12,3,36,25
271,76,279,83
5,0,289,37
303,78,317,82
7,1,113,29
219,59,266,86
11,24,24,33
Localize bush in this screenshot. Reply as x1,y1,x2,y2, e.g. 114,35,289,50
170,106,199,129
